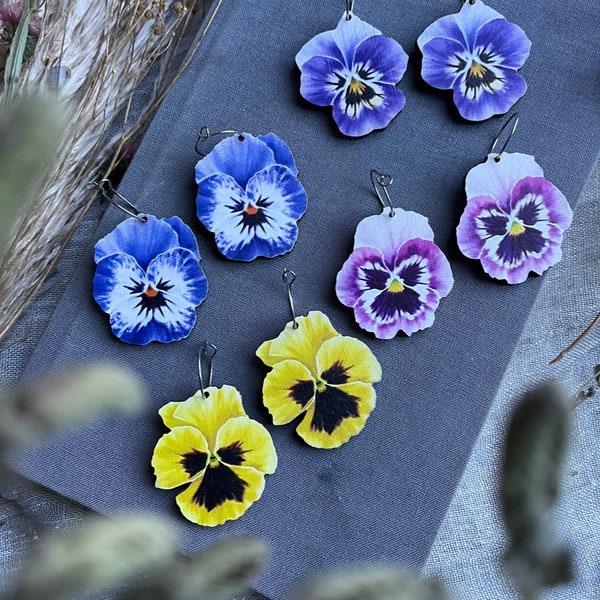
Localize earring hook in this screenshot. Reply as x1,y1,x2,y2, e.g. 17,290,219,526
490,113,519,162
345,0,355,19
370,169,395,217
198,342,217,398
282,268,299,330
195,126,243,156
92,179,147,223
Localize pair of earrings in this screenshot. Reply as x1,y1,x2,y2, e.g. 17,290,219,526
295,0,531,135
151,275,383,527
336,116,573,339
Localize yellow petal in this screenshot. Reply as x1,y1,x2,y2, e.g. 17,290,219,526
170,385,246,449
215,416,278,475
176,465,266,527
151,426,209,489
256,310,339,372
316,335,382,385
296,381,376,449
262,359,315,425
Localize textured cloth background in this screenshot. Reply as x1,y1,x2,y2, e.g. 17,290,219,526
1,0,599,598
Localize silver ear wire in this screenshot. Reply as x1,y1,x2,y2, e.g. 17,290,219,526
198,342,218,398
195,126,242,156
282,268,299,330
92,179,147,223
370,169,395,217
490,113,519,162
345,0,355,19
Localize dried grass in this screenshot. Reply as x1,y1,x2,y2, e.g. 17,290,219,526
0,0,221,340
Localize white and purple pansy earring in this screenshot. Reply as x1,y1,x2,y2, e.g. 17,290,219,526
92,180,208,345
295,0,409,137
336,171,454,339
417,0,531,122
456,115,573,284
194,128,308,262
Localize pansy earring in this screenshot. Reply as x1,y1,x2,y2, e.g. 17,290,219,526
152,343,277,526
417,0,531,121
257,270,382,449
336,171,454,338
295,0,408,137
194,128,307,261
456,115,573,283
92,180,208,345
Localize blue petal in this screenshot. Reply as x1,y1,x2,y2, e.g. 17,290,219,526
454,0,504,47
164,216,200,260
417,13,468,51
475,18,531,69
94,215,179,271
332,14,381,67
194,134,275,188
257,133,298,176
299,54,346,107
420,36,465,90
353,35,408,85
296,29,345,68
196,173,245,233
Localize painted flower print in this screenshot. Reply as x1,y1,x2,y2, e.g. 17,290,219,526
195,133,307,261
257,311,382,449
417,0,531,121
295,13,408,137
152,385,277,527
457,152,573,284
93,215,207,344
336,209,454,338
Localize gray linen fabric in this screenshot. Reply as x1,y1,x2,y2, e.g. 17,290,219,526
1,1,599,599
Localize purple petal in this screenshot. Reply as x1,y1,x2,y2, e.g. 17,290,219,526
295,29,345,68
354,209,434,263
456,195,504,260
299,54,346,107
420,37,466,90
332,14,381,67
475,18,531,69
257,133,298,176
353,35,408,85
332,82,405,137
336,246,389,308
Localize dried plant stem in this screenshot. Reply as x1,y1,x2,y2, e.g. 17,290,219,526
549,311,600,365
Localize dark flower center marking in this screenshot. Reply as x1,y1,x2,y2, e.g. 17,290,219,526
217,441,248,466
464,60,499,94
310,384,361,435
289,379,315,407
496,227,546,265
373,287,422,319
344,76,380,116
192,462,248,512
399,261,426,287
180,449,208,477
227,195,273,234
321,360,351,385
361,266,388,290
478,213,509,238
126,277,174,316
516,198,542,225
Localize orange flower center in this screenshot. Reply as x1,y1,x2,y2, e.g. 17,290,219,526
244,203,259,215
144,285,159,298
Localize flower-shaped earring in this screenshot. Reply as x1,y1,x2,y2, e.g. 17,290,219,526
257,270,382,449
92,180,208,344
152,343,278,526
417,0,531,121
194,129,308,261
456,115,573,283
295,0,408,137
336,171,454,338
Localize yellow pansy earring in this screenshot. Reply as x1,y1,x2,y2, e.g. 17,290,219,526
151,343,277,526
256,269,382,449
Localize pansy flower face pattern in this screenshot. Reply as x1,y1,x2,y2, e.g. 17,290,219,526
296,14,408,137
257,311,382,449
152,385,277,526
93,215,207,344
417,0,531,121
336,209,454,338
457,153,573,284
195,133,307,261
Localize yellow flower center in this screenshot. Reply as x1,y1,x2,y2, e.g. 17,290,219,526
388,278,404,293
208,454,219,467
348,77,366,95
469,61,488,79
509,221,526,236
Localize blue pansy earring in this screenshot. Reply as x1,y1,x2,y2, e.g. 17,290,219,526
295,0,409,137
194,129,308,261
417,0,531,121
93,180,208,345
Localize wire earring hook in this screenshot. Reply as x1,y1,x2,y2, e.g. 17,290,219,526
490,113,519,162
282,268,299,330
198,342,217,398
92,179,147,223
345,0,355,19
370,169,395,217
195,126,243,156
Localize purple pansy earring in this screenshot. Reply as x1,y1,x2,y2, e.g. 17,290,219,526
456,115,573,284
417,0,531,121
295,0,408,137
336,171,454,338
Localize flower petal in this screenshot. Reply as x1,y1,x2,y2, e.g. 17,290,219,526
262,359,315,425
296,381,376,448
353,208,434,262
257,133,298,176
420,36,466,90
353,34,408,85
475,17,530,70
94,215,179,270
455,0,504,45
215,416,278,474
176,464,266,527
194,134,275,188
332,14,382,67
152,426,209,489
163,216,200,261
295,29,345,68
316,335,382,385
299,54,347,107
456,195,502,260
256,310,339,371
